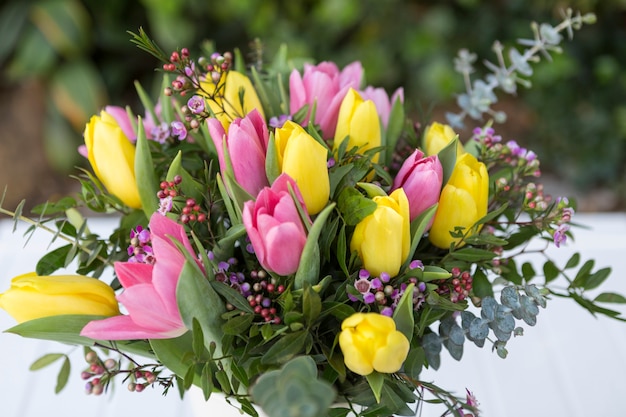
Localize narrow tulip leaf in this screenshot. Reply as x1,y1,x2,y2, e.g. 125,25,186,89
393,283,415,343
365,371,384,403
438,135,460,186
135,118,159,218
302,282,322,326
356,182,387,198
134,80,159,126
295,203,335,289
6,314,104,345
159,74,174,123
176,260,226,356
265,132,281,184
384,97,405,167
403,204,438,271
250,66,273,116
216,174,240,226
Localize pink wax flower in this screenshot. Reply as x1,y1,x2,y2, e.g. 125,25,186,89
242,174,311,276
392,149,443,222
360,86,404,128
208,109,270,198
81,213,198,340
289,61,363,139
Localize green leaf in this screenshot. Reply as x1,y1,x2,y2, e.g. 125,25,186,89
543,260,559,284
222,314,254,335
36,244,72,275
356,182,387,198
337,187,376,226
302,282,322,327
294,203,336,289
261,330,307,365
365,371,384,403
472,268,493,298
584,267,611,291
565,252,581,269
200,362,214,401
7,314,105,346
595,292,626,304
450,247,497,262
166,151,205,202
403,346,425,380
521,262,536,281
135,118,159,218
570,259,595,289
150,332,196,382
177,260,226,356
30,353,65,371
55,356,71,394
384,95,405,167
404,204,438,269
265,132,281,184
210,280,253,313
392,283,414,343
437,135,460,186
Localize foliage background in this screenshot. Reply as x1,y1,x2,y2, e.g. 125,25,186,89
1,0,624,210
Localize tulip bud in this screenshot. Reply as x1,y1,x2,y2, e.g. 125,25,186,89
242,174,310,276
0,272,119,323
392,149,443,222
339,312,410,375
289,61,363,139
429,153,489,249
333,88,382,163
350,189,410,277
202,70,265,130
274,121,330,215
424,122,464,157
208,108,270,197
84,110,142,209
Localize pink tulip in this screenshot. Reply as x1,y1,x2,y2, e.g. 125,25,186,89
289,61,363,139
392,149,443,222
360,86,404,128
81,213,197,340
208,109,270,197
242,174,310,276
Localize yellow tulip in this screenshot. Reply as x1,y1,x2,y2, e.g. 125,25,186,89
424,122,464,157
350,188,410,277
84,110,142,209
274,121,330,215
339,312,410,376
0,272,119,323
333,88,381,163
203,70,265,130
429,153,489,249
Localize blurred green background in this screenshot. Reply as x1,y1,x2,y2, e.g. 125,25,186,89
1,0,624,210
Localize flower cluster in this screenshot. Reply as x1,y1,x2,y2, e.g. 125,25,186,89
0,12,618,417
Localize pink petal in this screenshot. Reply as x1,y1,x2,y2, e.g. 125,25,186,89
81,315,186,340
117,284,183,331
263,222,306,275
114,262,153,288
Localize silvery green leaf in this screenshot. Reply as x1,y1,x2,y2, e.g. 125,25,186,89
444,340,463,361
509,48,533,76
540,23,562,45
520,295,540,326
468,317,489,341
422,332,442,370
501,286,521,310
481,296,497,321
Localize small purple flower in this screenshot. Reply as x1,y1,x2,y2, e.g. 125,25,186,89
170,121,187,141
553,224,570,248
187,95,205,114
379,271,390,283
409,260,424,270
354,277,372,294
158,196,173,215
370,278,383,290
151,122,171,144
363,292,376,304
380,306,393,317
269,114,292,129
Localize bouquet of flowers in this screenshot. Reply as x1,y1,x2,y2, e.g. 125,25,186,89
0,8,619,417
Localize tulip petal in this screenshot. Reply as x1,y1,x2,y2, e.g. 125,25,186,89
263,222,307,276
372,331,410,373
81,315,186,340
117,284,183,331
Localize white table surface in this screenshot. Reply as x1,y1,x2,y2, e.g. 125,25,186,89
1,213,625,416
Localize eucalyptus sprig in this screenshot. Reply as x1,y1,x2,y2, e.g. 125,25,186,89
446,8,596,127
